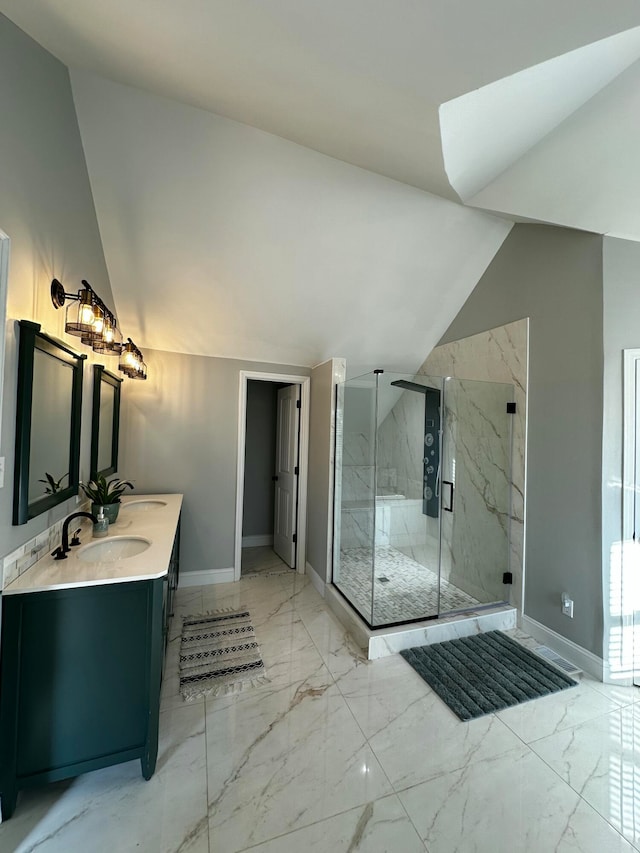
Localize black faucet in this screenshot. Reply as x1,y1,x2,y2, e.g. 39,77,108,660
51,511,98,560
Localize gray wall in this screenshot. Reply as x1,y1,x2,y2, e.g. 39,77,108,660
119,349,309,574
0,15,114,558
440,224,604,656
307,359,341,580
602,237,640,667
242,380,279,538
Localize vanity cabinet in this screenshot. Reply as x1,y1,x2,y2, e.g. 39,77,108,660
0,522,180,820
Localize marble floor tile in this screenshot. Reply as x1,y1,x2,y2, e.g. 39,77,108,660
334,653,433,739
290,579,328,617
496,679,620,743
206,681,393,852
255,608,333,689
583,675,640,707
297,607,368,679
531,704,640,847
398,748,633,853
201,573,307,622
239,794,426,852
241,546,292,576
365,683,527,790
0,704,209,853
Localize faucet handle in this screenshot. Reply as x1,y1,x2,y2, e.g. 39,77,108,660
51,546,67,561
70,528,82,547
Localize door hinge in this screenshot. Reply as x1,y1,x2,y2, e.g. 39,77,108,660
506,402,516,414
296,399,301,409
294,465,299,476
293,533,297,543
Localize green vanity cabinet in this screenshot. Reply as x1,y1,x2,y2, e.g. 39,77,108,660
0,522,180,821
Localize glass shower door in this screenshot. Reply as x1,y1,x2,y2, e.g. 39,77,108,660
439,377,514,612
333,372,378,624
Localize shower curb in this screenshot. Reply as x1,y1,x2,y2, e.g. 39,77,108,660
324,584,517,661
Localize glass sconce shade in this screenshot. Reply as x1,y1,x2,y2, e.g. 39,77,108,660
80,304,105,345
91,312,123,356
119,339,147,379
119,340,139,377
65,290,96,337
132,360,148,381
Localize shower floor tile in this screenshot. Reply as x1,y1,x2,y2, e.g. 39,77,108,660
335,545,480,624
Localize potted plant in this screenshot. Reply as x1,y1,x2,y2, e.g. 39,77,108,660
79,475,134,524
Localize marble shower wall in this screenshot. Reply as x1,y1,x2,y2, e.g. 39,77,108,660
376,389,425,500
421,319,528,613
334,382,376,562
437,377,513,604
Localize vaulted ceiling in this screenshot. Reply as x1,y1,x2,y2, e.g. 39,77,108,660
2,1,640,368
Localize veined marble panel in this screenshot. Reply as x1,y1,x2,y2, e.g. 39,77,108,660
438,377,512,604
422,318,528,614
377,388,426,501
340,465,376,502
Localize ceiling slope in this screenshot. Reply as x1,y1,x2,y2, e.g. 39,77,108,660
467,59,640,239
70,71,511,372
439,26,640,201
4,1,640,197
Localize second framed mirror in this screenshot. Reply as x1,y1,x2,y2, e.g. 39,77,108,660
90,365,122,480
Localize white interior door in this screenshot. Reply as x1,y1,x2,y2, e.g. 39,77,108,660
273,384,300,567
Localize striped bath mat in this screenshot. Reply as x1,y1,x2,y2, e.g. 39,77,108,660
400,630,577,721
179,609,269,701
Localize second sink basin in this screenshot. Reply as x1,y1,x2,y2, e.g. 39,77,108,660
78,536,152,563
123,499,168,512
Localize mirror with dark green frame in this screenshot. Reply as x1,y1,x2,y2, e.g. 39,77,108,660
13,320,85,525
90,365,122,480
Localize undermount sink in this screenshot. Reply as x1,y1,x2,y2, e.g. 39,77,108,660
78,536,152,563
123,499,168,512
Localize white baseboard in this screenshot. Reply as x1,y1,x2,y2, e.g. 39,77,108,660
306,561,326,597
179,567,235,587
521,614,604,681
242,535,273,548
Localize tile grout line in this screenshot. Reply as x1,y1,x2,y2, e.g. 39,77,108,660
520,704,636,849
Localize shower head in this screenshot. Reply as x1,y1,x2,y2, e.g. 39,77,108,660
390,379,431,394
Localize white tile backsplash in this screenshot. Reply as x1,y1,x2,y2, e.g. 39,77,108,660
1,509,90,591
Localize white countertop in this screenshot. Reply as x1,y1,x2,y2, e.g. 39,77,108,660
3,494,183,595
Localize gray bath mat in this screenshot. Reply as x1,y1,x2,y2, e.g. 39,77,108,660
400,630,577,721
179,608,269,701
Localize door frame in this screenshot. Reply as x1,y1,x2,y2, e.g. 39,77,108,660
234,371,310,581
622,349,640,683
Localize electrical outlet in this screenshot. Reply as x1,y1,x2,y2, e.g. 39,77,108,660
0,456,4,488
561,593,574,618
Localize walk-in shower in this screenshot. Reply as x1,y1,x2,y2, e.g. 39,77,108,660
332,369,514,628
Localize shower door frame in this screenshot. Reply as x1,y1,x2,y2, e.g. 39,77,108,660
332,371,447,630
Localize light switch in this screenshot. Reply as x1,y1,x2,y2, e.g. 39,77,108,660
0,456,5,488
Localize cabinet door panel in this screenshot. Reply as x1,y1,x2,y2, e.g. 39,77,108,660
15,583,150,777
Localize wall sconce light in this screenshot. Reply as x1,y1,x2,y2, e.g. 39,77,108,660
51,278,144,378
119,338,147,380
91,308,123,356
51,279,98,338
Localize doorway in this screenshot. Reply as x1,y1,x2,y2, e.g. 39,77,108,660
234,371,310,581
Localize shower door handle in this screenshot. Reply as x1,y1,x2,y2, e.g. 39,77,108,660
442,480,454,512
